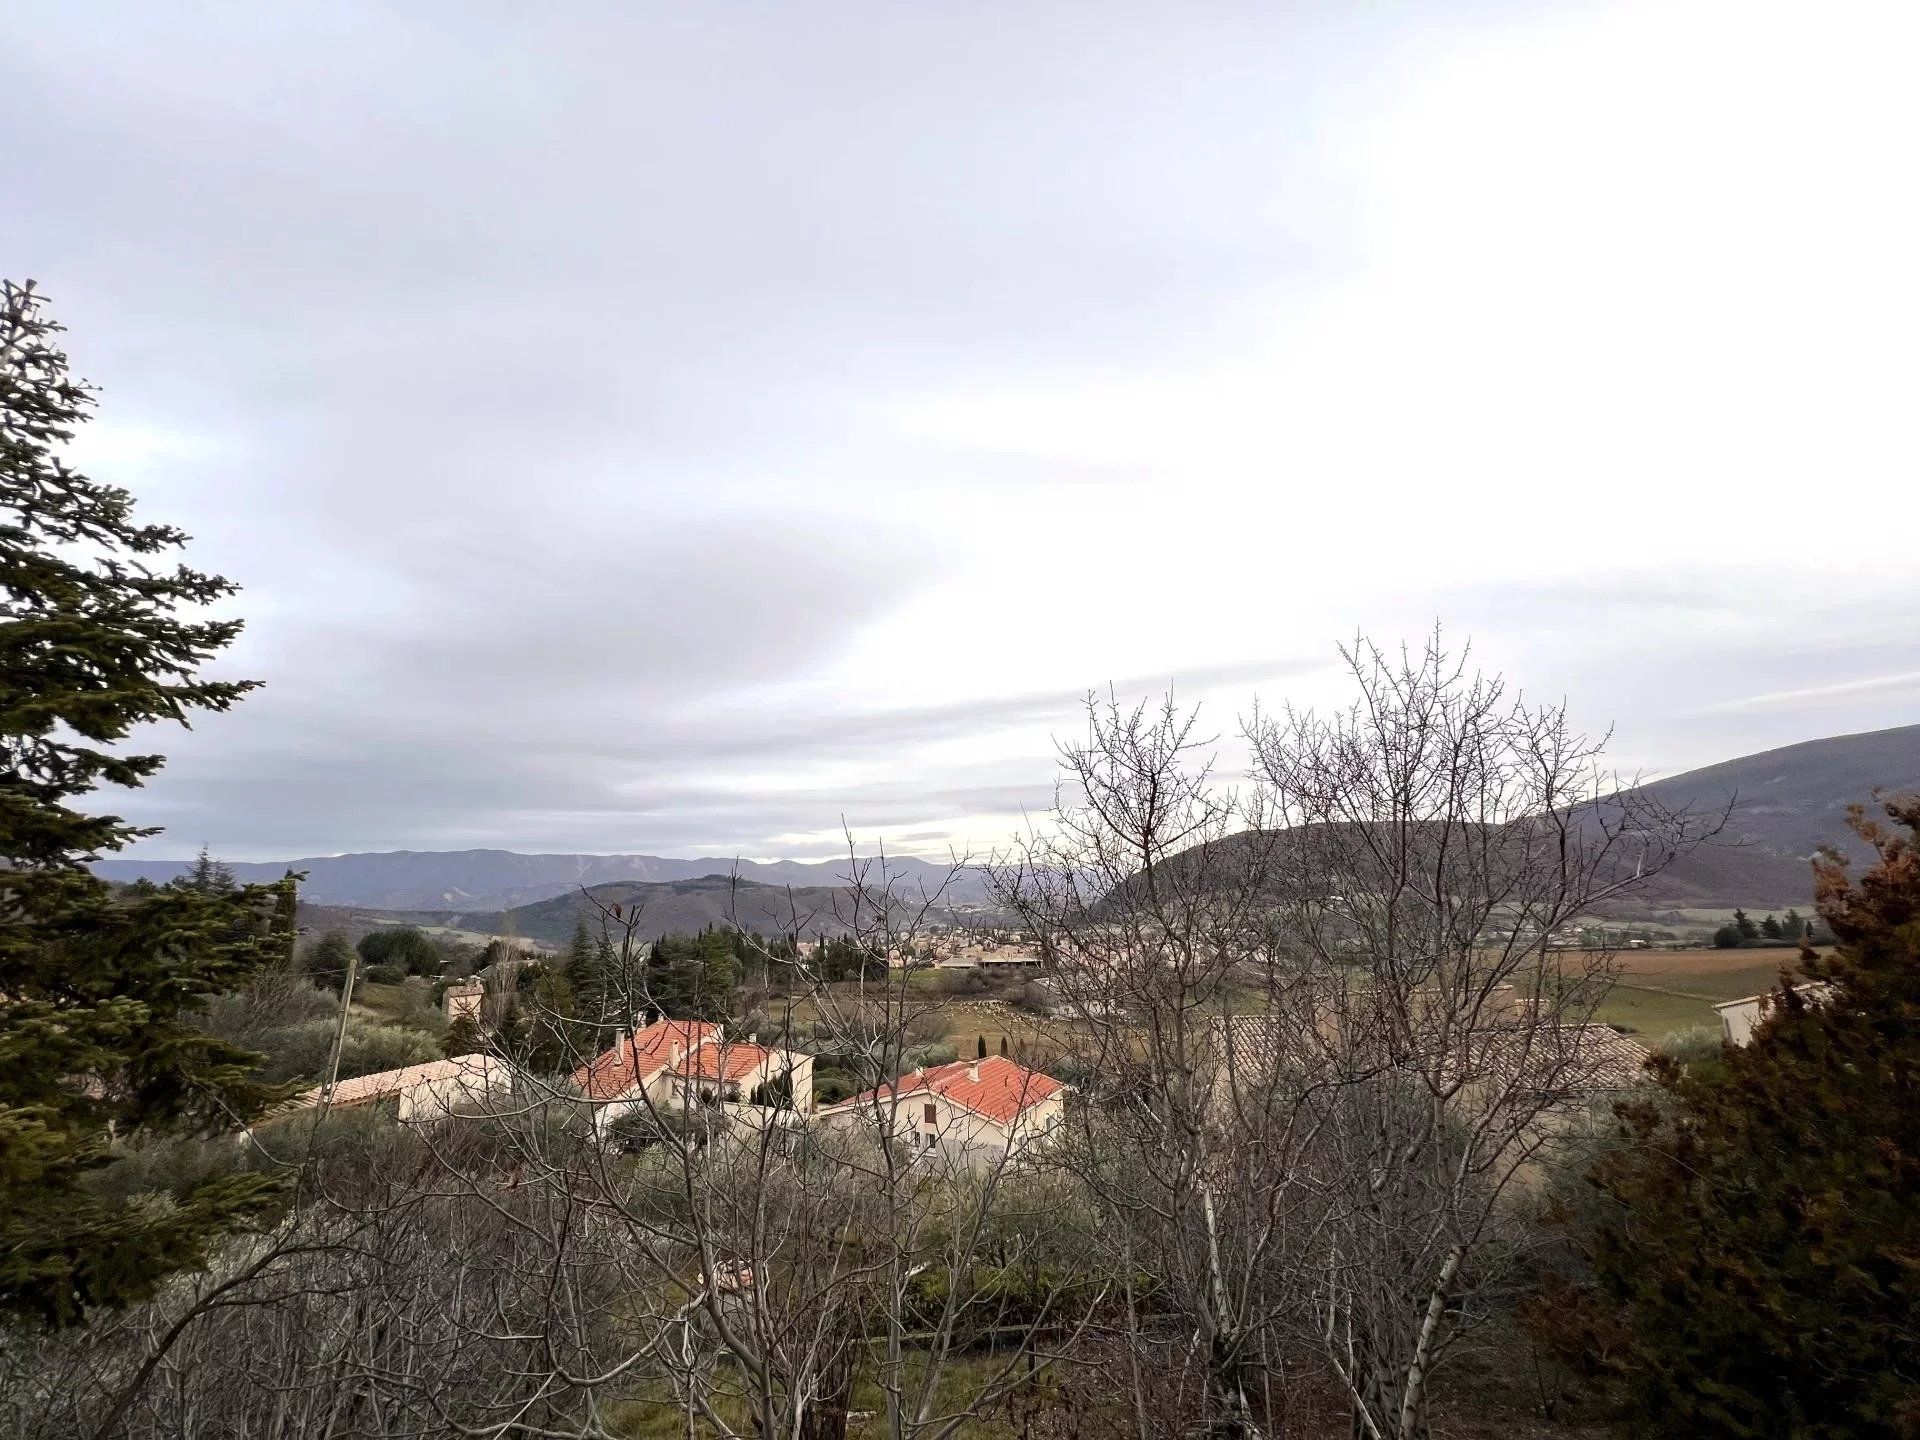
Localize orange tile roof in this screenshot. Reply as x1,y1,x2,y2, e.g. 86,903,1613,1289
571,1019,719,1101
670,1042,775,1084
834,1055,1065,1127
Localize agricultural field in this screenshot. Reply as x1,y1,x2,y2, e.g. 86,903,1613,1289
1589,947,1815,1045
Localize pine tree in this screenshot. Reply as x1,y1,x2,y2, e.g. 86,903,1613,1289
1575,798,1920,1437
0,279,286,1326
1761,912,1783,940
175,844,236,896
268,870,301,966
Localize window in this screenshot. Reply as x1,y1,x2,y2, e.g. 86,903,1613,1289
923,1103,937,1125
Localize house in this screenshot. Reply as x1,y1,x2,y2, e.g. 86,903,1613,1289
818,1055,1067,1169
571,1017,812,1133
278,1054,511,1123
665,1040,814,1114
1712,982,1830,1046
442,981,484,1025
571,1018,722,1125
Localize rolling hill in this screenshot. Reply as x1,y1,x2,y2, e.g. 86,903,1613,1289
98,725,1915,925
404,875,893,946
1118,723,1918,921
95,847,992,911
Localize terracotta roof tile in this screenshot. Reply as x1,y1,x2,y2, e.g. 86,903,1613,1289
832,1055,1065,1127
670,1042,775,1084
572,1019,719,1101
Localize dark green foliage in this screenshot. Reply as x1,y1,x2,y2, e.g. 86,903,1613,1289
357,926,443,977
441,1013,485,1059
811,1072,854,1106
646,931,738,1021
268,870,300,965
1574,798,1920,1439
747,1070,794,1109
1712,923,1741,948
810,932,885,982
492,997,531,1062
363,963,406,986
1760,912,1783,939
173,845,236,896
0,280,285,1326
521,962,581,1074
977,1035,987,1059
307,930,357,993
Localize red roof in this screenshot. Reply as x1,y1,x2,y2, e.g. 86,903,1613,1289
835,1055,1065,1127
670,1042,775,1084
572,1019,719,1101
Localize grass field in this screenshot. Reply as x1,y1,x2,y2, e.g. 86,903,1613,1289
350,978,446,1034
1587,947,1814,1045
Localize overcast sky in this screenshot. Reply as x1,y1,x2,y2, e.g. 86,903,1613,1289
7,0,1916,862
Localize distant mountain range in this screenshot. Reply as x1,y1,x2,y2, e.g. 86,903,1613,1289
95,723,1917,923
95,848,993,912
408,875,903,946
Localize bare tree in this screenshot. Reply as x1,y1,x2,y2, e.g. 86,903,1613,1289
989,691,1316,1440
1239,632,1712,1440
990,637,1712,1440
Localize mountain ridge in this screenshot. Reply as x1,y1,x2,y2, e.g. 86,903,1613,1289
96,724,1917,918
96,847,992,911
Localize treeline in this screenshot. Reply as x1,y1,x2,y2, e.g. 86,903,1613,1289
1711,907,1823,949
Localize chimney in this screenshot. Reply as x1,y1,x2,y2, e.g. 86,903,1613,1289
967,1061,980,1083
670,1041,683,1069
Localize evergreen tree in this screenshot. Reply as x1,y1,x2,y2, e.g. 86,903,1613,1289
308,930,357,994
441,1012,485,1059
1782,907,1806,943
493,997,531,1063
1733,907,1759,942
174,845,236,896
523,963,580,1074
0,279,285,1326
356,925,441,976
977,1035,987,1059
268,869,301,967
1761,912,1783,940
1574,799,1920,1438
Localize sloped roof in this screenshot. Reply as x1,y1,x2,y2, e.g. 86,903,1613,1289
284,1054,504,1113
572,1019,720,1101
831,1055,1065,1127
670,1042,777,1084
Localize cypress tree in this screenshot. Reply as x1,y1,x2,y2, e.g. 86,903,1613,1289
268,869,301,966
0,279,286,1326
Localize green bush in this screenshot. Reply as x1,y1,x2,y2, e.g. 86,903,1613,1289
363,963,406,986
812,1073,855,1106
